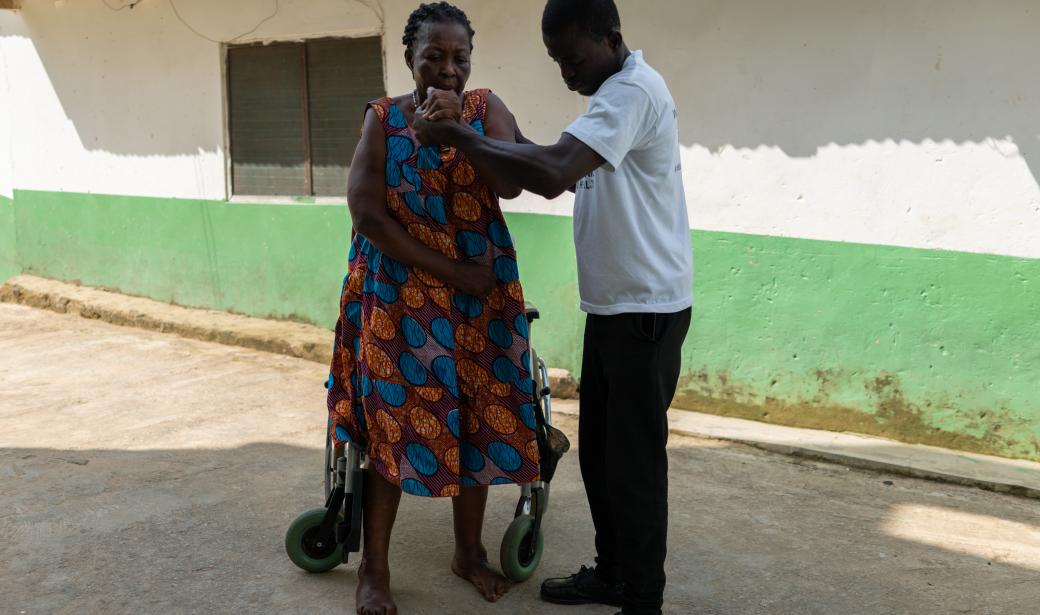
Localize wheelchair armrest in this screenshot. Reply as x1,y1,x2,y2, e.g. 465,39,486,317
524,302,541,323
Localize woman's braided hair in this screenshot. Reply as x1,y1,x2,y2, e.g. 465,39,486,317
402,2,475,49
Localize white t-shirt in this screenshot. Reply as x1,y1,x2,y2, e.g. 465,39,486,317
564,50,693,316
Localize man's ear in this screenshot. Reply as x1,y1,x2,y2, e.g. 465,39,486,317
405,48,414,71
607,29,623,51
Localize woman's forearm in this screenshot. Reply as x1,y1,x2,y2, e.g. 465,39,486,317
353,212,459,285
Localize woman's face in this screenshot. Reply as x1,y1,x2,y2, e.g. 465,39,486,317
407,21,472,97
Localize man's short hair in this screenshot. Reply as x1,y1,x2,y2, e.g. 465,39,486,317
541,0,621,38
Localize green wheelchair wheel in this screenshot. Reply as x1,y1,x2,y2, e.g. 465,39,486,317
285,508,344,573
500,514,544,582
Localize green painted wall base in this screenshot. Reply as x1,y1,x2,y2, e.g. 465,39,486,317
1,195,17,282
7,189,1040,461
684,232,1040,461
11,190,350,326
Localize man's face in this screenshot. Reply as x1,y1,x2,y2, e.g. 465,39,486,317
543,24,619,97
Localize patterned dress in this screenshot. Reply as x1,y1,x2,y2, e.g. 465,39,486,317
327,89,541,498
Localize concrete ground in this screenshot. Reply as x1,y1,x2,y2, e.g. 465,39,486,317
1,303,1038,615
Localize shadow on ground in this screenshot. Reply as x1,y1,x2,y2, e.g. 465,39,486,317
2,434,1037,615
1,305,1036,614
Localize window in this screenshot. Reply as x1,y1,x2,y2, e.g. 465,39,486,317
227,37,384,197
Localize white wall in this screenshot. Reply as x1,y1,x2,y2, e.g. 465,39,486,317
6,0,381,200
629,0,1040,259
396,0,1040,260
0,11,16,200
4,0,1040,259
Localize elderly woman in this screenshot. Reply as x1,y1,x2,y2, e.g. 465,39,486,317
325,3,540,613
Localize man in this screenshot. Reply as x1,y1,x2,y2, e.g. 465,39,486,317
414,1,692,613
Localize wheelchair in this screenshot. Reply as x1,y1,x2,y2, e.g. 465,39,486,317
284,303,568,583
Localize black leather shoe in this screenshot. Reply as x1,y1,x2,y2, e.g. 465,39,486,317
540,565,624,606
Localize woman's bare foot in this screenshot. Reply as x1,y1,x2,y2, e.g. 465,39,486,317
356,561,397,615
452,549,512,603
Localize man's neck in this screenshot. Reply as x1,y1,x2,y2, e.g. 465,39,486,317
619,45,632,64
611,45,632,76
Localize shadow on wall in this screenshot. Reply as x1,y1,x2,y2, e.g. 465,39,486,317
4,3,220,158
9,0,380,158
9,0,1040,174
625,0,1040,184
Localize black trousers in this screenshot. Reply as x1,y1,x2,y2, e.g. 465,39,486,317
578,308,691,613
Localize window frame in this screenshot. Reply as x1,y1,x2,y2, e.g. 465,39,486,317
220,33,387,204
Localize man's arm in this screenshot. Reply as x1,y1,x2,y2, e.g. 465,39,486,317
415,102,603,200
454,125,601,199
513,120,576,194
